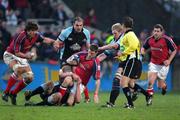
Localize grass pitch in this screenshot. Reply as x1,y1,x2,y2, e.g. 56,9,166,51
0,92,180,120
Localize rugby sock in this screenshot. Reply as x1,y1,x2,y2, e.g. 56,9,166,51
4,73,18,94
109,78,120,104
147,88,154,96
109,89,119,105
84,87,90,99
133,84,148,96
31,86,44,97
123,87,133,106
59,86,67,97
11,80,26,95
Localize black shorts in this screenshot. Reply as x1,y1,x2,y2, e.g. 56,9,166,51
121,58,142,79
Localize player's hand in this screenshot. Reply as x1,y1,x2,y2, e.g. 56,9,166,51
93,93,99,103
26,52,34,59
163,60,170,66
72,73,81,84
53,41,61,51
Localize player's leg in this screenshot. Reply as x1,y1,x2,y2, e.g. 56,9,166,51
121,76,133,108
25,81,54,101
9,65,33,105
59,76,73,98
147,72,157,95
157,80,167,95
83,86,90,103
107,67,122,107
157,65,169,95
2,53,20,102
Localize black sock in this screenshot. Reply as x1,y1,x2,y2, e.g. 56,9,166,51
123,87,133,106
109,90,119,105
133,84,148,96
109,78,120,105
31,86,44,97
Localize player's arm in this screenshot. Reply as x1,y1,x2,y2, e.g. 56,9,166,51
13,34,34,59
164,38,177,66
141,38,150,55
93,59,101,103
53,39,64,50
53,29,68,50
94,78,100,103
15,52,34,59
97,53,107,62
98,43,119,51
42,36,55,44
75,81,81,103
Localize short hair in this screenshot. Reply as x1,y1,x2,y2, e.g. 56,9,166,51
25,22,38,31
122,16,133,28
111,23,122,32
73,16,84,24
90,44,98,52
153,24,164,31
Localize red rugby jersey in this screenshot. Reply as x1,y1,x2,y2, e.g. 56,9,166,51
7,31,43,55
143,35,177,65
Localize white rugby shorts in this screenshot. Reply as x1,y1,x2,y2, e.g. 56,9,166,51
149,62,169,80
3,51,29,66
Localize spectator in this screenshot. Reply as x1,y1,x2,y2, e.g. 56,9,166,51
35,0,53,18
53,3,69,26
0,20,11,59
84,8,97,28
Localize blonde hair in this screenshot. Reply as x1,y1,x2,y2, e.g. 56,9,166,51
111,23,122,32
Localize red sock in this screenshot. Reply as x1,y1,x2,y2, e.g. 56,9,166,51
11,80,26,95
84,87,90,99
4,73,18,94
59,86,67,97
147,88,154,95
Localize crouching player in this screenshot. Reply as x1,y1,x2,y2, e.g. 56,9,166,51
64,44,101,105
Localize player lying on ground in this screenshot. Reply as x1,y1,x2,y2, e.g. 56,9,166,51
24,67,81,106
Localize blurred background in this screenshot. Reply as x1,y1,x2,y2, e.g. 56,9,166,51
0,0,179,91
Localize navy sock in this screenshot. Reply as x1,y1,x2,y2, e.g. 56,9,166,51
123,87,133,106
109,78,120,104
134,84,148,96
31,86,44,97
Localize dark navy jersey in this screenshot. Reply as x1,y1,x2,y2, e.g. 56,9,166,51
57,27,90,62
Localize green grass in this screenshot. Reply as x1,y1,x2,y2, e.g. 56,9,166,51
0,92,180,120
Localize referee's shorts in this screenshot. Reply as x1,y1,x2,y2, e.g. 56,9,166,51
120,58,142,79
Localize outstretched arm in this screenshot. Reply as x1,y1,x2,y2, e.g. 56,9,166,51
94,79,100,103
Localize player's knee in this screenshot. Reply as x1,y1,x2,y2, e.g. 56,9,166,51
13,64,29,75
46,81,54,89
22,71,34,84
62,76,73,87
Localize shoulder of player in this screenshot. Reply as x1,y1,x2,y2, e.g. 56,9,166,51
14,31,27,41
61,27,73,34
162,35,173,42
82,28,90,35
